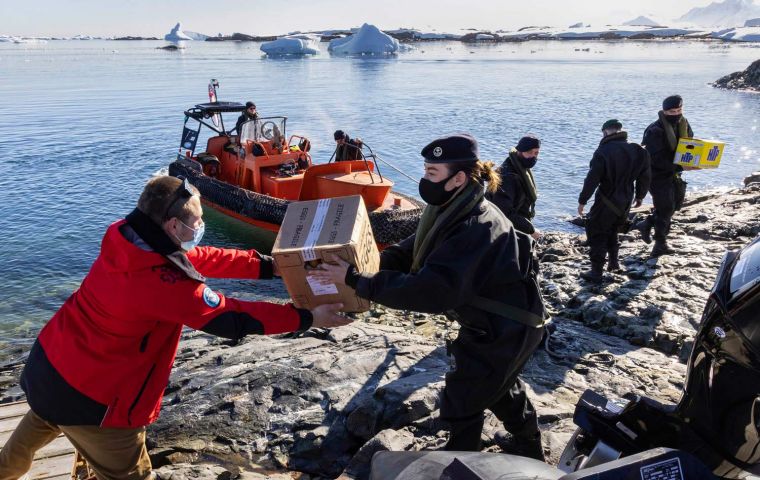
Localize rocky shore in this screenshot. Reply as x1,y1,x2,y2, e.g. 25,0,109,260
1,176,759,479
713,58,760,92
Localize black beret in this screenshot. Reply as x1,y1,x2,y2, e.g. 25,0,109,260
602,119,623,131
516,135,541,153
245,101,256,109
662,95,682,110
334,129,346,140
420,134,479,164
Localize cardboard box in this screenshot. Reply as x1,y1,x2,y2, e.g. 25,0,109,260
272,195,380,313
674,138,725,169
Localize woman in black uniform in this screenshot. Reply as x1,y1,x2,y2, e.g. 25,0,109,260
312,134,547,458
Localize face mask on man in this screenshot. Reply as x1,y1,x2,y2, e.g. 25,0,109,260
175,220,205,251
665,114,682,124
418,173,457,206
520,155,538,169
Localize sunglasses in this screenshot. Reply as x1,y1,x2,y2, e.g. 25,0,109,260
163,176,195,220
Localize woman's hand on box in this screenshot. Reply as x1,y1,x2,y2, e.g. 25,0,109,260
310,303,352,328
309,254,350,286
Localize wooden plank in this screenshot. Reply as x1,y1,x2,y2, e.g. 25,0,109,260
0,414,24,434
0,401,30,420
36,435,75,459
29,453,73,480
0,401,77,479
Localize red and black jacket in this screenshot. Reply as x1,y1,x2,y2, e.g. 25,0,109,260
22,209,311,428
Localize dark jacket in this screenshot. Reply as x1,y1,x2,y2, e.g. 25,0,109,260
351,197,544,327
335,137,363,161
234,112,258,135
22,212,311,428
642,117,693,178
488,161,536,234
579,132,651,212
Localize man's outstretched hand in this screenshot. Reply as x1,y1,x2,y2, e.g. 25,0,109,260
310,303,352,328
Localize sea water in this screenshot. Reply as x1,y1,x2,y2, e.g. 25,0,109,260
0,39,758,348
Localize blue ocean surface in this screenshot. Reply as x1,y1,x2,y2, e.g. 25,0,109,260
0,39,758,350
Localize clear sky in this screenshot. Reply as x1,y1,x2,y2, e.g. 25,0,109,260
2,0,716,37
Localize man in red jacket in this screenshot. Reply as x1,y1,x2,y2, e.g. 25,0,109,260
0,176,349,480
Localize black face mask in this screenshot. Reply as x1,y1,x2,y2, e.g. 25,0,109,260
419,174,457,206
665,114,682,124
520,155,538,169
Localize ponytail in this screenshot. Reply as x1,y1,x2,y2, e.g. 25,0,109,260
454,160,501,194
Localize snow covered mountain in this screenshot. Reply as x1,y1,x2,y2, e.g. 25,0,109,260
678,0,760,27
622,16,664,27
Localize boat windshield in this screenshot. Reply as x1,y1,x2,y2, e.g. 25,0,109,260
240,116,287,144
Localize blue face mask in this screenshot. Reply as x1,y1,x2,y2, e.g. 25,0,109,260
175,220,205,251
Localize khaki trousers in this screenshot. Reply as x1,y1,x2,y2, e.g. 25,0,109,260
0,409,152,480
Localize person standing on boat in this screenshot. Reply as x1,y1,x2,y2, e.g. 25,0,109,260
488,135,542,240
233,101,259,135
636,95,694,257
0,176,349,480
577,119,651,284
310,134,547,460
333,129,364,161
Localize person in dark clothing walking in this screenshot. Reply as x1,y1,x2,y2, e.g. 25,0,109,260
234,101,259,135
333,129,364,161
488,135,541,239
638,95,694,256
311,134,548,460
578,119,651,283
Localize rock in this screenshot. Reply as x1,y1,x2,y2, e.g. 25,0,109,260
713,59,760,92
745,172,760,186
2,185,759,478
342,429,415,479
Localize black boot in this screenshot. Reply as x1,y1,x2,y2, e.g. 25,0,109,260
493,430,546,461
636,216,653,244
651,240,675,257
580,263,604,284
443,415,484,451
607,253,622,273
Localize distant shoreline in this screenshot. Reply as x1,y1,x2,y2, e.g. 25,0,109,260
4,27,760,44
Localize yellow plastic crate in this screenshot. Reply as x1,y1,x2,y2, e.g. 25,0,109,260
674,138,725,169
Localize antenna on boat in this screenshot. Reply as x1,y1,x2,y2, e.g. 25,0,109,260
208,79,221,128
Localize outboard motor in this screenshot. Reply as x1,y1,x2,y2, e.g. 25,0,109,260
560,235,760,479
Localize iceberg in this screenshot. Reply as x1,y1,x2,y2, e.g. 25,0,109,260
328,23,399,55
475,33,495,40
184,31,209,41
165,22,193,42
260,35,320,56
746,17,760,26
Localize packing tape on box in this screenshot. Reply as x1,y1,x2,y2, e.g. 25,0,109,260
302,198,331,262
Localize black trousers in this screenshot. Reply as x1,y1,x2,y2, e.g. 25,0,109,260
440,320,544,451
585,204,622,267
649,174,679,242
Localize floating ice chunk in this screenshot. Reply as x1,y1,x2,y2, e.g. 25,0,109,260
328,23,399,55
165,22,193,42
261,35,320,56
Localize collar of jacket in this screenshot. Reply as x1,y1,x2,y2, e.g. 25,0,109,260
126,208,180,256
600,131,628,146
125,208,206,282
